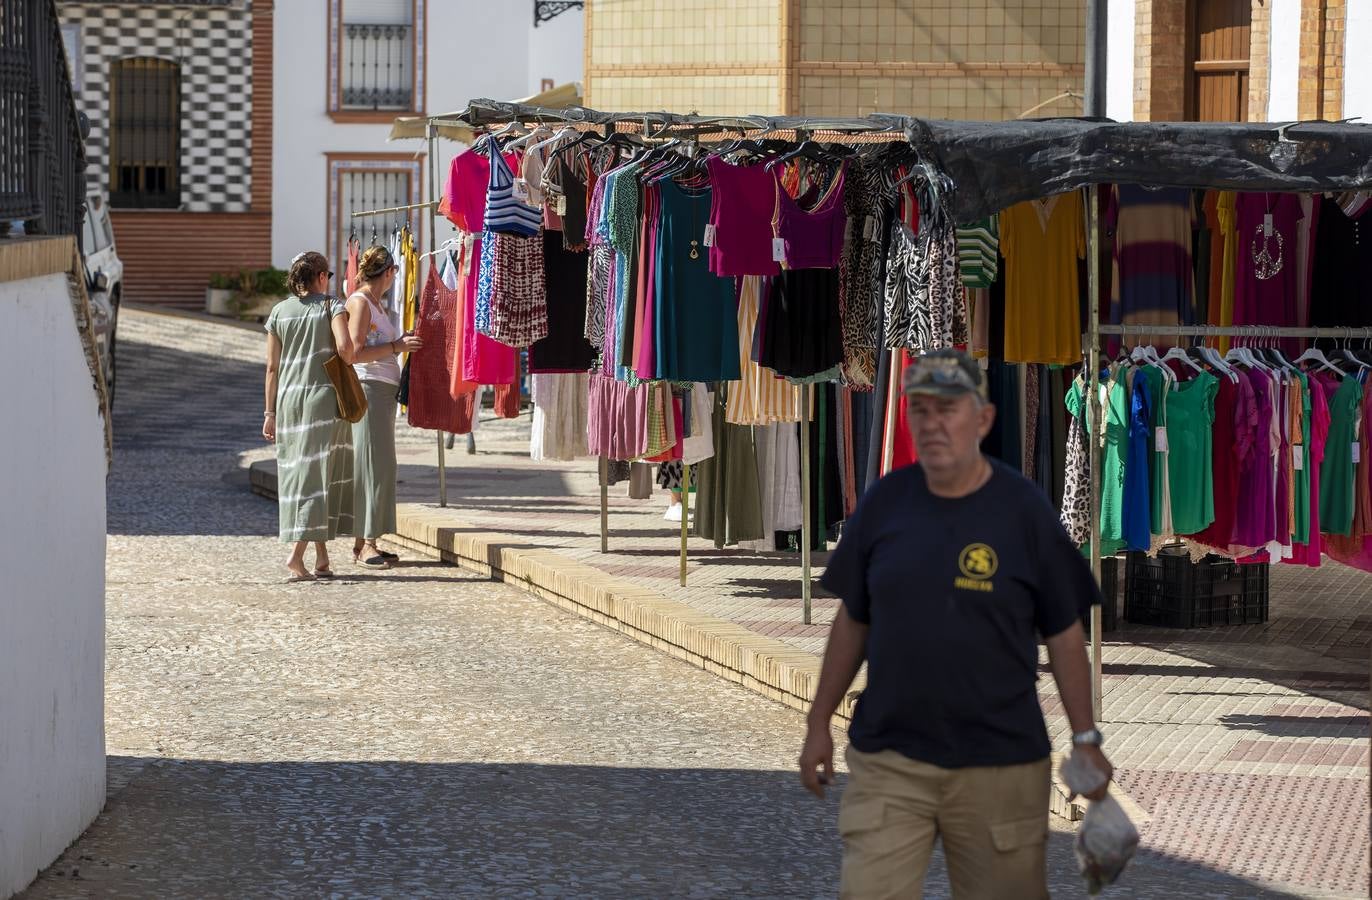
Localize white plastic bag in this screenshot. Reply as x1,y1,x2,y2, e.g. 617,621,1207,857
1060,751,1139,894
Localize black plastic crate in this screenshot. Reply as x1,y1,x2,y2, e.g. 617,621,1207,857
1084,555,1120,633
1123,550,1269,628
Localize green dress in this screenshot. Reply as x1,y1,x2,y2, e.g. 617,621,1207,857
1166,371,1219,536
1320,375,1363,536
1066,370,1128,555
266,293,356,543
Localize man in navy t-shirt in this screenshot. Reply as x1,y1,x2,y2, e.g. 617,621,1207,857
800,349,1113,899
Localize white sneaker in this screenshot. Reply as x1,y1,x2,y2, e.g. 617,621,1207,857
664,503,683,522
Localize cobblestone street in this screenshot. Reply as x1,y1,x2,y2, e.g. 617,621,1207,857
18,309,1355,898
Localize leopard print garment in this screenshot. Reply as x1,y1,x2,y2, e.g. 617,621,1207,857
1060,393,1092,546
836,158,892,387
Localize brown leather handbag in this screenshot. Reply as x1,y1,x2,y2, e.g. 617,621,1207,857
321,299,368,423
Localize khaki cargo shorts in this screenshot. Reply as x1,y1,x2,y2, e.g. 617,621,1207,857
838,746,1051,900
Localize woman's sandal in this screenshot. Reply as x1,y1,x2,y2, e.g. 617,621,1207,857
314,567,335,578
358,555,391,569
377,550,399,563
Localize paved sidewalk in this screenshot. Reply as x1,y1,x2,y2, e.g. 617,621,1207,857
247,385,1370,898
128,305,1361,894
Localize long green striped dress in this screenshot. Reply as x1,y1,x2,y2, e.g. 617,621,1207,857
265,293,355,542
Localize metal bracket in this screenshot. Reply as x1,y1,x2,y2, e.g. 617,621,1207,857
534,1,584,26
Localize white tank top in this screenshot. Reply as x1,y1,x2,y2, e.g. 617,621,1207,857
350,291,403,385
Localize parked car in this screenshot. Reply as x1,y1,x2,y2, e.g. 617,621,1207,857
82,190,123,404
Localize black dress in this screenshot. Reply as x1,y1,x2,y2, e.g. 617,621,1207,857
528,229,596,373
758,268,844,379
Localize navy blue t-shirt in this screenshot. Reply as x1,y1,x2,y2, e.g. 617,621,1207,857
820,458,1099,769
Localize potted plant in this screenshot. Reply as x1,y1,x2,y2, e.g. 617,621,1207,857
205,271,236,315
205,267,290,319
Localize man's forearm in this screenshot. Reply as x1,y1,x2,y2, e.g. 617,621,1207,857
1045,621,1096,734
807,607,868,728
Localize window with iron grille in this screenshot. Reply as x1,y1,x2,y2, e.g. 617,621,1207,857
340,0,413,111
326,158,421,297
109,57,180,209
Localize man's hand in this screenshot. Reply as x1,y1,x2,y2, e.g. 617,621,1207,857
799,723,835,798
1073,744,1114,802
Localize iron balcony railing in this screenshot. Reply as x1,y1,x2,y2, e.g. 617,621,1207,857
341,23,413,110
0,0,86,237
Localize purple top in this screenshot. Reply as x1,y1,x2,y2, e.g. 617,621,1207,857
707,156,781,277
1234,192,1303,328
1232,368,1276,547
772,163,847,270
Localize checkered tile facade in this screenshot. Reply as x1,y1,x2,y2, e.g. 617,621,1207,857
58,1,255,212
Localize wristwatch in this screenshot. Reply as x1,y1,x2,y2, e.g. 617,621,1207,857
1072,728,1105,747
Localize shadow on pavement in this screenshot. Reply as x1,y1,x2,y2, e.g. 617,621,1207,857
19,757,1307,900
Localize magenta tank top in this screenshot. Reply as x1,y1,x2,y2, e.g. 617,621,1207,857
706,156,781,277
771,162,847,270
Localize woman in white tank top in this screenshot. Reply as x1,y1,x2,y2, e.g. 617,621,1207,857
345,246,422,568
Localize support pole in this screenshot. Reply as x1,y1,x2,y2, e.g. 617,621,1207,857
679,463,691,586
1086,187,1104,722
801,384,813,624
599,456,609,553
1085,0,1107,721
427,121,448,508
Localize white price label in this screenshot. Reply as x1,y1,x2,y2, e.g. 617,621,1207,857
1293,445,1304,471
1154,426,1169,453
555,194,567,216
1354,442,1362,464
703,223,717,247
1263,213,1274,236
512,178,530,202
772,236,787,263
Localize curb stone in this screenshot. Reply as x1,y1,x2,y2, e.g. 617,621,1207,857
249,459,1090,822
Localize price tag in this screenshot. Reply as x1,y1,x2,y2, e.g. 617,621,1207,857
1263,213,1274,236
703,223,717,247
1154,426,1169,453
772,236,787,263
1354,443,1362,464
1293,445,1304,471
555,194,567,217
512,178,530,202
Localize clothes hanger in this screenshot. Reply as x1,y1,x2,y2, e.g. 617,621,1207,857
1161,345,1206,374
1293,341,1344,376
503,124,553,152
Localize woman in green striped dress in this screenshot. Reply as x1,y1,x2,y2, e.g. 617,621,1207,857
263,251,356,581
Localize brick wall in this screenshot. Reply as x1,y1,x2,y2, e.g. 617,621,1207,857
1134,0,1188,122
1299,0,1346,119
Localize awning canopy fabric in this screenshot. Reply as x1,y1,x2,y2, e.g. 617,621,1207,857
457,99,1372,223
388,83,583,144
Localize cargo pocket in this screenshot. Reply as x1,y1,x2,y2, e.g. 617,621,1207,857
838,795,887,838
990,815,1047,852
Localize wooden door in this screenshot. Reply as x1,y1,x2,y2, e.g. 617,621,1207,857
1188,0,1252,121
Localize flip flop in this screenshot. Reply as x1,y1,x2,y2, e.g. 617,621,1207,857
314,568,335,578
285,573,316,583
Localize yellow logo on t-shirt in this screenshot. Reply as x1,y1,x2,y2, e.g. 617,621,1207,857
955,543,998,592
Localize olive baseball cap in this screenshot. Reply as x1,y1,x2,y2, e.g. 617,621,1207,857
902,348,988,399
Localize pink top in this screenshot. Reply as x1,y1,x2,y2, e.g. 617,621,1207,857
444,151,517,386
706,156,781,276
771,162,847,270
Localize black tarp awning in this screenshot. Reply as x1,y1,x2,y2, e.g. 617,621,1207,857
459,99,1372,223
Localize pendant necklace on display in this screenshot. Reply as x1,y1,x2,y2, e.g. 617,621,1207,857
1252,193,1283,281
688,180,701,259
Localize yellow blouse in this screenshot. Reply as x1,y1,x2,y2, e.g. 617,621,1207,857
1000,191,1086,365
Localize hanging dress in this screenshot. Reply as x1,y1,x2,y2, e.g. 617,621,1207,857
1000,192,1085,364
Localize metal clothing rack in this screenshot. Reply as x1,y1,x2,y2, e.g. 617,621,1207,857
1083,310,1372,714
451,106,941,613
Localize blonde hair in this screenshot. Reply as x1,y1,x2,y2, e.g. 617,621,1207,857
287,251,329,297
358,245,396,282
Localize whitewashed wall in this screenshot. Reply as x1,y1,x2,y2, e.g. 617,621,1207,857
1105,0,1136,121
0,272,107,898
271,1,582,269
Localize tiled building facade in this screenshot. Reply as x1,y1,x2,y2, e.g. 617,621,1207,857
585,0,1086,120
